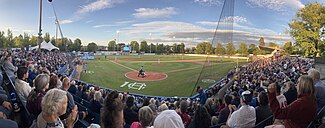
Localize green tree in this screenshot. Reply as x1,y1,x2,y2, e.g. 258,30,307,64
6,29,14,48
149,43,156,53
289,2,325,57
185,48,191,53
30,36,38,47
71,38,82,51
248,44,257,54
87,42,97,52
238,42,248,56
50,37,56,47
157,43,164,54
253,48,265,55
282,42,293,55
195,42,213,54
215,43,225,55
226,42,236,55
0,31,6,48
22,33,30,47
140,40,148,52
108,40,116,51
269,42,278,47
179,43,185,53
130,41,139,52
259,37,265,46
13,34,24,48
44,33,50,43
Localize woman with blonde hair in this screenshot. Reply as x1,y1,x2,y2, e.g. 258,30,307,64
267,75,316,128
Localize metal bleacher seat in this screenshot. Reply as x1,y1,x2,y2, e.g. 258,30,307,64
72,93,101,125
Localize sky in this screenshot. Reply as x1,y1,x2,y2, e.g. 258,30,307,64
0,0,324,48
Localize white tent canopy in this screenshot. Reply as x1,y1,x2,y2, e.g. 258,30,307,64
30,41,59,51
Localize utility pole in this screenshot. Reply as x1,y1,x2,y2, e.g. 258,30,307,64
38,0,43,53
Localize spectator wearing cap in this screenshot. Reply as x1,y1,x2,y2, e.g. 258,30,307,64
124,96,138,127
267,76,316,128
217,94,232,124
226,90,256,128
154,110,184,128
307,68,325,111
255,91,272,125
15,66,32,107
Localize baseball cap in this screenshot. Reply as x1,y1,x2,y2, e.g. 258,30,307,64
241,90,252,103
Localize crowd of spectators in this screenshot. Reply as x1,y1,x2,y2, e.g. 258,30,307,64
0,49,323,128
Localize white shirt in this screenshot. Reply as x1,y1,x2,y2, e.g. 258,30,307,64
227,105,256,128
15,79,32,107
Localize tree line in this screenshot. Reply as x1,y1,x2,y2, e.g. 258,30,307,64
0,30,82,52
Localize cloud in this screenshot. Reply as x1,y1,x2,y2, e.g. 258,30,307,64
194,0,223,6
117,21,292,48
133,7,178,18
2,27,35,35
77,0,125,14
246,0,305,11
223,16,248,23
93,24,116,28
61,0,125,24
197,21,277,35
93,20,134,28
86,20,94,24
163,29,292,47
60,20,73,24
120,21,203,35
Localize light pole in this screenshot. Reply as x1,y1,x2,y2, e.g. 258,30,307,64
116,30,120,51
38,0,43,52
38,0,53,52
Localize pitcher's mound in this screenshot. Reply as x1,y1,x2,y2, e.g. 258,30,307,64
125,72,168,81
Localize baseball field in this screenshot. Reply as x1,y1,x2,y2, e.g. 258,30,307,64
79,55,247,97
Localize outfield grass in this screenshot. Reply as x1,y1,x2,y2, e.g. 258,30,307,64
80,55,247,97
